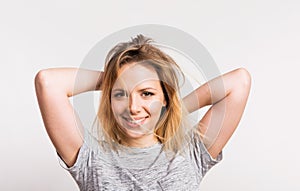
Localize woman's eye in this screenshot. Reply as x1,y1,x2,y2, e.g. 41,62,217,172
142,91,154,97
113,91,127,98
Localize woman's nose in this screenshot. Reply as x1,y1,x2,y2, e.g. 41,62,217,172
129,94,141,114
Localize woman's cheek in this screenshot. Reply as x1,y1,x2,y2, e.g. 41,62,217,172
149,100,164,115
111,101,124,115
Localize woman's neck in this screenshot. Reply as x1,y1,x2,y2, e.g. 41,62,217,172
120,135,159,148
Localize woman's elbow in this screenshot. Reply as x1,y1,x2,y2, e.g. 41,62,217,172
235,68,252,90
34,69,52,91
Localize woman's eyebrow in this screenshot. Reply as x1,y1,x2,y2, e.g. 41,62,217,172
112,87,158,92
138,87,158,91
112,88,126,92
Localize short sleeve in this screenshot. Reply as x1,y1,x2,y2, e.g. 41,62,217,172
57,142,92,190
57,142,89,170
57,128,100,170
190,133,223,178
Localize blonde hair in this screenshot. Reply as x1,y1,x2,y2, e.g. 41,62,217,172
96,35,191,154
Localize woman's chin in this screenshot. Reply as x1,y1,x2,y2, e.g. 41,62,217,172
119,121,149,135
123,128,148,138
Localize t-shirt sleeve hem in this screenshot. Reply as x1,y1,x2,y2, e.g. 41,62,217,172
200,140,223,163
57,143,88,171
198,140,223,177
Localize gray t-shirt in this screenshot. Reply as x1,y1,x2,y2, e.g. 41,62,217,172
58,133,222,191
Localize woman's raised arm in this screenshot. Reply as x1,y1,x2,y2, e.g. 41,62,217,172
34,68,102,167
183,68,251,159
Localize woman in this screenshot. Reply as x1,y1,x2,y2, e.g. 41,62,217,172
35,35,251,190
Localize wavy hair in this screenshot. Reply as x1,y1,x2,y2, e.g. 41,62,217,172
96,35,190,154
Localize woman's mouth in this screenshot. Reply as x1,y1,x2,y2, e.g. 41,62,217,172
122,117,148,127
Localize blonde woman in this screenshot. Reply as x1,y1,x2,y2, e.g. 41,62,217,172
35,35,251,190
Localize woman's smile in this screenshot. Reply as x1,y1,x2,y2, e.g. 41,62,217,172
111,63,166,138
122,116,148,128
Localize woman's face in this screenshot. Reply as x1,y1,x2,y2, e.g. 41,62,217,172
111,63,166,140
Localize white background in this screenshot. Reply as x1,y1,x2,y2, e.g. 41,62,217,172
1,0,300,190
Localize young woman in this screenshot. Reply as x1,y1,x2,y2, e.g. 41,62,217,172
35,35,251,190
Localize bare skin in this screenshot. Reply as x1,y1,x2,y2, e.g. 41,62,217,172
35,67,251,166
35,68,102,166
111,63,166,148
183,68,251,159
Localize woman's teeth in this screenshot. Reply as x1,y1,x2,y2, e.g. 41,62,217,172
126,118,144,124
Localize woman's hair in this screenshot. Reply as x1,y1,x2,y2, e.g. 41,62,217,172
96,34,190,154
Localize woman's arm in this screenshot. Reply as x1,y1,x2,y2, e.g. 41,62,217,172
183,68,251,159
35,68,102,167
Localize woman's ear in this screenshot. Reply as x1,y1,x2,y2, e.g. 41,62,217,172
162,99,167,107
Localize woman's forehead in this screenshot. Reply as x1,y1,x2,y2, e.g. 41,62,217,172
114,63,160,89
118,62,158,77
113,63,160,91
